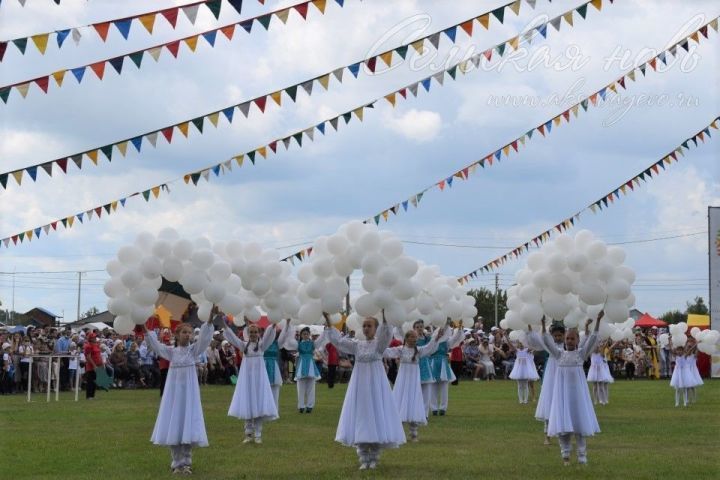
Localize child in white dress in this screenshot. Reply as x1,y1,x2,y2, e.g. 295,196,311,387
541,315,601,465
684,340,703,404
586,340,615,405
507,336,539,404
323,312,406,470
384,327,445,441
224,321,279,444
142,313,215,475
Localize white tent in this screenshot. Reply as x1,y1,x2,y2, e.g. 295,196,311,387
82,322,112,331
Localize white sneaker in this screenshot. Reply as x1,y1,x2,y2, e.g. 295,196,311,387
359,463,368,470
242,436,253,444
254,437,262,444
368,461,377,469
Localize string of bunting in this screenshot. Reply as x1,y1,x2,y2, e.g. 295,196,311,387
1,0,250,61
4,8,711,252
7,0,62,6
0,0,547,105
0,0,619,248
0,0,602,188
456,116,720,283
1,0,348,97
278,17,719,264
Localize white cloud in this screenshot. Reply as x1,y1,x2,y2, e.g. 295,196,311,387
383,108,442,142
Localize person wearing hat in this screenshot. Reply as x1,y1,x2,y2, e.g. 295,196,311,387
1,342,13,394
54,328,72,391
83,332,104,399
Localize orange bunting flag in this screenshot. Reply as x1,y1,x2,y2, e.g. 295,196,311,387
139,14,156,34
94,22,111,42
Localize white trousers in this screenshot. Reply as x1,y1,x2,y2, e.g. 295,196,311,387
421,383,432,416
356,443,381,464
271,384,280,410
558,433,587,460
297,378,316,409
244,418,264,438
169,444,192,469
430,381,449,411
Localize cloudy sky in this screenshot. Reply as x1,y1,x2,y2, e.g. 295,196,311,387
1,0,718,324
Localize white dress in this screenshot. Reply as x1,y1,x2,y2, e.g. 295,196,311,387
225,326,279,421
509,349,539,381
145,322,214,446
684,354,703,388
384,338,440,425
543,332,600,437
587,353,614,383
527,331,560,422
326,323,406,448
670,356,688,388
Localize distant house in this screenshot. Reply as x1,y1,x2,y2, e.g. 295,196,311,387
629,308,643,321
67,310,115,328
20,307,60,328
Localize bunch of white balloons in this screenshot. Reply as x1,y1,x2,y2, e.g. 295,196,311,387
104,228,300,334
661,323,720,354
500,230,636,338
295,221,477,330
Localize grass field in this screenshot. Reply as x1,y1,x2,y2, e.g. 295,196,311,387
1,379,719,480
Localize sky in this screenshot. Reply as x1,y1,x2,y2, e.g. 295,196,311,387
0,0,719,324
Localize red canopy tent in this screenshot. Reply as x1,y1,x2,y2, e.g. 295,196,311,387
634,313,668,328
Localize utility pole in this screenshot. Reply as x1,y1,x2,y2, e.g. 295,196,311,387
494,273,499,327
76,271,83,322
345,276,351,313
11,270,15,325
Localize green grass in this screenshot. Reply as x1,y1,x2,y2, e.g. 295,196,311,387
1,379,719,479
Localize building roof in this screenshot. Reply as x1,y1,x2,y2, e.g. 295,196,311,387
24,307,60,318
68,310,115,327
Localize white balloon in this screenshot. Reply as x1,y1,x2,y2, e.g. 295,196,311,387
672,333,687,347
297,264,314,283
380,237,403,259
521,303,544,325
173,239,194,260
361,253,385,275
577,282,606,305
131,304,154,325
305,277,326,299
118,245,143,266
585,240,607,260
109,296,132,316
549,273,572,295
130,285,158,306
355,293,379,317
140,256,163,279
225,240,244,258
298,302,323,324
246,307,262,323
361,274,380,293
197,302,213,323
378,267,399,288
604,300,630,323
345,245,365,269
120,269,143,289
312,256,335,278
359,231,381,252
162,258,184,282
243,242,263,260
270,277,290,295
113,316,135,335
191,249,215,270
372,290,394,309
391,279,417,301
574,230,595,249
181,269,208,295
209,262,232,282
345,221,366,242
212,241,228,259
526,252,546,272
607,279,631,300
519,284,541,303
429,310,447,327
566,252,589,273
443,300,463,320
532,270,552,290
606,246,626,266
103,278,126,298
106,259,125,277
614,266,636,285
204,282,227,304
327,234,349,255
158,227,180,242
333,257,354,277
384,302,406,326
321,293,344,314
219,294,244,315
597,263,615,283
416,295,435,315
393,256,419,278
554,234,574,253
547,253,567,273
150,240,172,259
281,296,301,317
251,275,271,297
134,232,156,251
433,285,454,303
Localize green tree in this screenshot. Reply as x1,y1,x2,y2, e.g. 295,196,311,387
686,296,709,315
81,307,100,319
659,310,686,325
467,287,507,330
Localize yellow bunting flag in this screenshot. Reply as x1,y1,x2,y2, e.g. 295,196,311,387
508,36,520,51
563,12,574,26
12,170,23,186
257,146,267,158
234,155,244,167
177,122,190,138
353,107,364,121
52,70,66,87
276,8,290,23
31,34,50,54
509,1,521,15
591,0,603,11
87,150,99,165
151,186,161,199
379,51,393,67
410,39,425,54
270,91,282,106
67,216,75,228
111,201,118,211
384,93,396,106
318,74,330,90
478,14,490,29
139,14,156,34
117,141,128,156
312,0,327,14
16,83,30,98
208,112,220,127
185,36,199,52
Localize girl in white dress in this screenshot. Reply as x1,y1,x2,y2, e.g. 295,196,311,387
684,340,703,404
323,312,406,470
541,315,601,466
507,337,539,404
413,320,434,417
224,321,279,444
263,322,291,411
586,340,615,405
142,313,215,475
527,323,564,445
384,327,445,441
429,322,465,416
